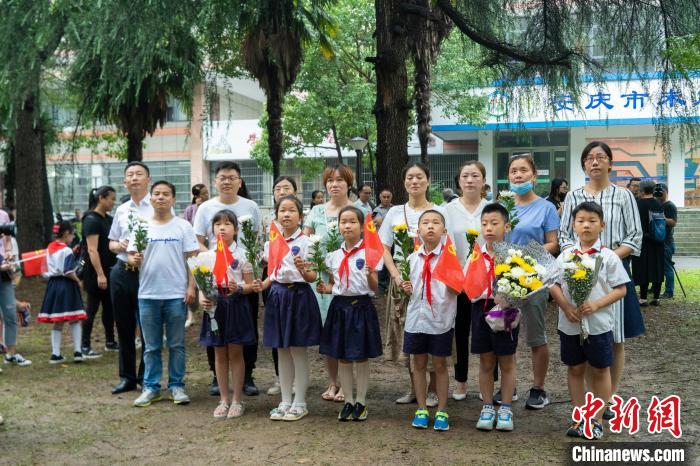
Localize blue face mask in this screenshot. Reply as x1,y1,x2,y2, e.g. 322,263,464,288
485,192,493,201
509,180,533,196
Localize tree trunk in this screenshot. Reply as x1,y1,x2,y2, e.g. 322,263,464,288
14,93,53,250
373,0,410,205
266,84,284,180
4,143,16,210
126,132,144,162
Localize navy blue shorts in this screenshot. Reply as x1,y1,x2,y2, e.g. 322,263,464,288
470,299,519,356
558,330,614,369
403,329,453,357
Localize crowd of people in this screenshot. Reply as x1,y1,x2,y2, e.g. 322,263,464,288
0,141,680,435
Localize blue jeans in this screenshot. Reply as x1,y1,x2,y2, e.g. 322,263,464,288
138,298,187,392
663,242,675,296
0,281,17,347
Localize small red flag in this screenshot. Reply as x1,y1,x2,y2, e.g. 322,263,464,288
363,214,384,269
213,233,234,288
463,242,489,300
267,222,290,276
432,236,465,293
413,236,421,252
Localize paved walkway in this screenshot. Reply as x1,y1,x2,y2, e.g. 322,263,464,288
673,256,700,270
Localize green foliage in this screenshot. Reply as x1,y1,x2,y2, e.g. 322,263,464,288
428,183,444,206
667,34,700,74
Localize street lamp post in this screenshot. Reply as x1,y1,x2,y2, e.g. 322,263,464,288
349,136,368,191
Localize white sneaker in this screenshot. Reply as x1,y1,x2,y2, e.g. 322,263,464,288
426,392,439,408
4,353,32,366
171,387,190,405
133,389,162,407
267,379,281,396
395,392,417,404
476,405,496,431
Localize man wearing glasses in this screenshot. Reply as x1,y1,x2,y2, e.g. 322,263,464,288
193,161,262,397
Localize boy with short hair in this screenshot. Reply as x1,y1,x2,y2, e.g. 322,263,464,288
550,201,628,439
472,203,518,432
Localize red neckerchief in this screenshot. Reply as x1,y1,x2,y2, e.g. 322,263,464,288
573,244,605,255
338,243,364,290
47,240,67,254
421,252,436,316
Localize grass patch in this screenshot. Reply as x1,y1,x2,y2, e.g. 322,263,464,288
675,268,700,303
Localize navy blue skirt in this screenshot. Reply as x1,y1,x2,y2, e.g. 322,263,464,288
38,277,86,323
263,282,322,348
622,257,645,339
320,295,382,361
199,293,257,347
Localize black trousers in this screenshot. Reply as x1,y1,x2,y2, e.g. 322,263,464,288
110,262,144,384
82,284,116,349
454,292,472,383
207,291,260,379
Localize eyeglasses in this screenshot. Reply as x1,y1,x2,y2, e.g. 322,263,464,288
216,175,240,183
584,155,610,163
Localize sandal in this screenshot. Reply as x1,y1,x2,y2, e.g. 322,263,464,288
333,387,345,403
321,384,338,401
227,402,245,419
282,405,308,421
213,401,229,419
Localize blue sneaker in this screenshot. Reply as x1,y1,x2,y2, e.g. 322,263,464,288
433,411,449,431
476,405,496,431
496,407,513,431
411,409,429,429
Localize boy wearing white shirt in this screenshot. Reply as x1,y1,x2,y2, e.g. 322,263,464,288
128,181,199,408
550,202,628,440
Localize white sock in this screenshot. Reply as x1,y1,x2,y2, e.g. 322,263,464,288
355,361,369,405
70,322,82,353
51,329,62,356
277,348,294,406
338,362,355,405
290,347,309,407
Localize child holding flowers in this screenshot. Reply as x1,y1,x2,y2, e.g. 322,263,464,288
399,210,458,431
199,210,262,419
549,202,628,440
260,195,321,421
316,206,383,422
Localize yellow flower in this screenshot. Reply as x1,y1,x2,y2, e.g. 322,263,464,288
494,264,511,276
198,266,210,274
467,228,480,236
572,269,587,280
511,256,535,273
393,224,408,232
519,275,528,287
530,278,543,290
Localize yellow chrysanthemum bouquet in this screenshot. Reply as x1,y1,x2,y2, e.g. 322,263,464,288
187,251,220,334
561,251,603,342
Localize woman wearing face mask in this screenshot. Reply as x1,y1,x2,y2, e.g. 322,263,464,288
502,154,560,411
545,178,569,216
445,161,489,400
482,184,493,201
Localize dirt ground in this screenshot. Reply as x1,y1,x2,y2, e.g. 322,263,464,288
1,277,697,465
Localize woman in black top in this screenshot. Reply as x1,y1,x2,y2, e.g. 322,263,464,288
81,186,118,356
545,178,568,216
632,180,665,305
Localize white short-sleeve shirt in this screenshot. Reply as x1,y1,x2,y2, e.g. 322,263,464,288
445,198,488,267
108,194,155,263
556,240,630,336
227,242,254,285
128,217,199,300
405,243,458,335
193,197,262,249
377,203,448,259
264,228,311,284
324,240,384,296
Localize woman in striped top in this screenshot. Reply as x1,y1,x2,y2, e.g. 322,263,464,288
558,141,644,416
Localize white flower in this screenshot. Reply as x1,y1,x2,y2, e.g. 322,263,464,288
562,262,577,270
534,264,546,275
499,191,515,199
520,288,528,297
238,214,253,224
564,252,575,262
187,250,216,271
326,220,338,231
581,258,596,269
507,248,516,256
509,267,526,278
308,234,322,244
408,232,418,239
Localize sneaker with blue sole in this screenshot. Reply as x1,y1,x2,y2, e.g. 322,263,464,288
496,407,514,431
476,405,496,431
433,411,449,431
411,409,429,429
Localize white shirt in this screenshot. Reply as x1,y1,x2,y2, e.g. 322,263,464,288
354,199,373,211
325,240,384,296
377,203,448,259
556,240,630,336
405,243,458,335
43,244,77,278
264,229,311,284
108,194,155,262
128,217,199,300
193,197,262,249
445,198,488,267
226,242,254,285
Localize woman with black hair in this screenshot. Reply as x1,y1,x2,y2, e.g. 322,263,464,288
545,178,569,215
310,190,324,210
183,184,209,225
81,185,118,357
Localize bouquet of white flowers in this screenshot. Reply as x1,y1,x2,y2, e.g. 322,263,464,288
237,215,262,279
486,241,559,333
323,220,343,253
127,209,149,253
187,251,219,335
307,234,327,284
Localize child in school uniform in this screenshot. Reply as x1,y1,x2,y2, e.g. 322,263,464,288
200,209,262,419
259,195,322,422
550,201,628,440
399,209,459,431
38,221,88,363
317,206,383,422
471,203,518,432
